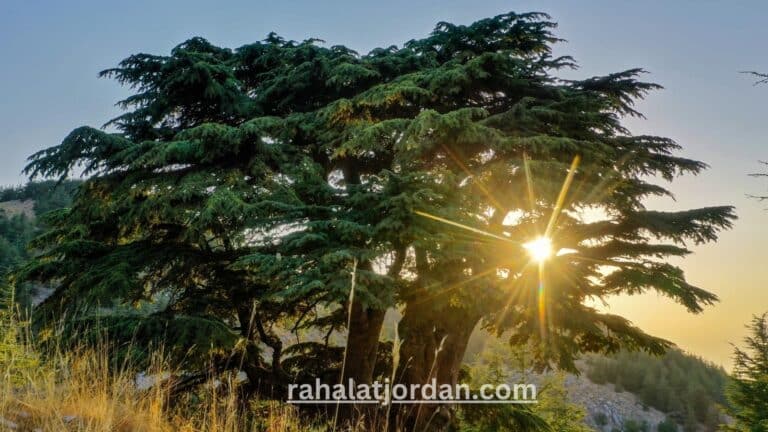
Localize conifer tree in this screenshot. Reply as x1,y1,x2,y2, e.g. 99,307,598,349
20,11,735,428
723,313,768,431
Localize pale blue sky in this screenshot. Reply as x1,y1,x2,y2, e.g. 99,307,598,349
2,0,767,366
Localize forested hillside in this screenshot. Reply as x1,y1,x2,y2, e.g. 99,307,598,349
464,329,730,431
0,181,80,302
0,181,81,216
0,208,35,274
585,350,729,431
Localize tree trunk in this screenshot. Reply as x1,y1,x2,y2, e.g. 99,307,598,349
335,300,386,426
343,299,386,385
337,248,404,426
396,300,480,431
338,163,390,387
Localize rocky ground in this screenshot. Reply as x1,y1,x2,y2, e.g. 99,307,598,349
0,199,35,219
563,373,670,430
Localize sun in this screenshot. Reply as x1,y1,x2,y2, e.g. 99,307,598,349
523,236,553,263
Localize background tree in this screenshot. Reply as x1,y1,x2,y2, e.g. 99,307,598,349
743,71,768,202
19,11,735,429
531,373,592,432
722,313,768,431
462,338,579,432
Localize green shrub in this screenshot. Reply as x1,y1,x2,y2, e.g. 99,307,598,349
593,412,608,426
657,418,678,432
623,419,650,432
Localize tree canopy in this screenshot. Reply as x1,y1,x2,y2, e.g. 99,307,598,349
723,313,768,431
20,11,734,428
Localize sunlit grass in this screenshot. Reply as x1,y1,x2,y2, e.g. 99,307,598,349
0,308,322,432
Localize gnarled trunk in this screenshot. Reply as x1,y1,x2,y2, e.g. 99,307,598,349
395,300,481,431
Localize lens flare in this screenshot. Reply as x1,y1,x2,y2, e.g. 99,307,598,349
413,154,582,343
523,237,553,263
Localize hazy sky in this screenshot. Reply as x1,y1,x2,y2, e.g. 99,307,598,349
2,0,767,368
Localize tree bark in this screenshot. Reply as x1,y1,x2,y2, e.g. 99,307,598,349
396,299,481,431
336,285,386,426
338,249,404,425
342,300,386,385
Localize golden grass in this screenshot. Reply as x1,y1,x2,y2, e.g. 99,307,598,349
0,268,392,432
0,343,321,431
0,303,321,432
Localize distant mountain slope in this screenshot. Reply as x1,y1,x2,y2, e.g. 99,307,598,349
0,181,80,304
565,372,669,430
583,350,729,431
0,180,81,216
464,328,729,431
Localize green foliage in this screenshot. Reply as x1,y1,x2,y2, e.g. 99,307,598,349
456,337,553,431
622,419,650,432
534,373,593,432
594,412,608,427
459,404,552,432
657,418,678,432
0,213,35,274
41,312,240,370
0,181,80,307
465,337,591,432
722,313,768,431
0,282,40,385
585,350,727,431
17,11,735,416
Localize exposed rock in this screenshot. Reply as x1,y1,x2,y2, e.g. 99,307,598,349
0,199,35,219
505,369,677,431
0,416,18,429
563,374,670,430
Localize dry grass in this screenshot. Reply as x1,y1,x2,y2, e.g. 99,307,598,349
0,264,394,432
0,344,320,432
0,305,321,432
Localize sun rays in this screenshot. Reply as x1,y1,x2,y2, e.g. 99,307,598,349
413,154,583,341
